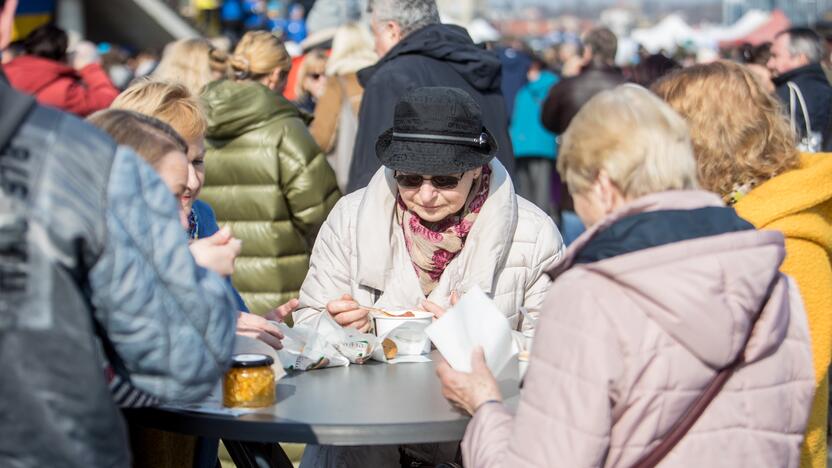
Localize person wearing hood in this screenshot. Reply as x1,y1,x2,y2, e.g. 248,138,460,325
200,31,340,316
654,61,832,468
3,24,119,117
437,85,815,468
345,0,514,193
767,28,832,152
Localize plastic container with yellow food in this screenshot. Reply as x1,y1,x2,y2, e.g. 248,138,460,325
223,354,276,408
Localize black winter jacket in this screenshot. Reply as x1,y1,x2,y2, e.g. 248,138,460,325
541,65,627,135
773,63,832,151
346,23,514,193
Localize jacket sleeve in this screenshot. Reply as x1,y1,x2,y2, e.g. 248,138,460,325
521,215,564,330
278,118,341,245
89,147,237,404
293,196,353,328
64,63,119,117
309,77,343,154
462,275,622,468
346,69,414,193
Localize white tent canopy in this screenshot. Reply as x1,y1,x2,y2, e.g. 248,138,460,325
630,10,773,54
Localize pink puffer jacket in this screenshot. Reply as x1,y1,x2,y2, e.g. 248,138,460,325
462,190,815,468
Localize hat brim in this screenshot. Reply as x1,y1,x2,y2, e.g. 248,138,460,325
375,128,498,175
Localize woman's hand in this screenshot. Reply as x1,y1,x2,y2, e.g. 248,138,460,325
236,312,285,350
436,347,502,415
326,294,371,332
421,290,460,319
189,227,241,276
264,298,299,323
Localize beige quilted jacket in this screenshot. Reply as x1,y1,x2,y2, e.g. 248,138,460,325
462,190,815,468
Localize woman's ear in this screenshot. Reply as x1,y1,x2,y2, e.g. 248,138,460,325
596,170,625,215
268,67,286,93
472,167,483,180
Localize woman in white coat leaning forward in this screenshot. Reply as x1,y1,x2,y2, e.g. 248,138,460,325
294,86,563,467
294,85,563,339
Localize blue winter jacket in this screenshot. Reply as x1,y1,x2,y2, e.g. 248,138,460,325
510,71,560,160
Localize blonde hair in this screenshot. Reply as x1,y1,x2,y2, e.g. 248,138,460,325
229,31,291,81
326,23,378,76
557,84,698,197
294,49,328,99
111,80,207,141
152,38,216,96
652,61,799,198
87,109,187,169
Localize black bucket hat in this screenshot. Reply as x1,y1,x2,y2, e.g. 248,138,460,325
376,86,498,176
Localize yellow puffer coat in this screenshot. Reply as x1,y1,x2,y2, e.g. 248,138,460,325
201,79,340,315
735,153,832,468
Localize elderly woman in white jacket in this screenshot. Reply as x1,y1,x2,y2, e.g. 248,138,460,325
295,86,562,335
294,86,563,468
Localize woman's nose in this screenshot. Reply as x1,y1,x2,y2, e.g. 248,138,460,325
418,182,437,203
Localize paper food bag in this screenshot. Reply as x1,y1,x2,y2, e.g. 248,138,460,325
425,286,519,375
272,317,350,371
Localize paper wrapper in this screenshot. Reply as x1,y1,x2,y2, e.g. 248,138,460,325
425,286,519,375
272,310,432,371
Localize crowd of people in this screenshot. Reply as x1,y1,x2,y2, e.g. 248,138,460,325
2,0,832,467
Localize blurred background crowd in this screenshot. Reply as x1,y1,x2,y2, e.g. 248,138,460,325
5,1,832,467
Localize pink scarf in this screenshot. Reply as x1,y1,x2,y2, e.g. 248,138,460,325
396,166,491,296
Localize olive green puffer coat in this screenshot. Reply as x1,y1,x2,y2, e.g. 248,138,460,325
201,80,340,315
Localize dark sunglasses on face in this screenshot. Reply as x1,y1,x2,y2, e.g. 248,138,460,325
394,173,463,189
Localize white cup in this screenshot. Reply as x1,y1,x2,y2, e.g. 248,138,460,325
372,311,433,355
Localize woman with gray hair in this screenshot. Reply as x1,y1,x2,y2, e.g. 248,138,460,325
437,85,815,468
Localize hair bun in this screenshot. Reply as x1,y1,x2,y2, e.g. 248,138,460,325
229,54,251,80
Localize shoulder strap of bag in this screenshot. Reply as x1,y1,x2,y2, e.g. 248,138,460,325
630,294,768,468
787,81,813,138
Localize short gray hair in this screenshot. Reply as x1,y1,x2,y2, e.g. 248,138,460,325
367,0,440,37
780,27,826,64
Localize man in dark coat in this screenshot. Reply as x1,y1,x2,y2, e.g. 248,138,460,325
346,0,513,193
541,27,627,135
768,27,832,151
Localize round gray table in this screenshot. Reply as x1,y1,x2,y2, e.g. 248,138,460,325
126,351,520,448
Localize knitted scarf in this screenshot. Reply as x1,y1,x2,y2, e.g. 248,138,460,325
396,166,491,296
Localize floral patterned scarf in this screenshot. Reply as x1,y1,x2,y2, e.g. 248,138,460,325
396,166,491,296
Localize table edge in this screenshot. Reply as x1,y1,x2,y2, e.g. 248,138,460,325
124,407,471,446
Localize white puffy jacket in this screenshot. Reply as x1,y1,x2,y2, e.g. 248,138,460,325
294,160,564,330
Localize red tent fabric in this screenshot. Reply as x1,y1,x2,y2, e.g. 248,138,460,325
720,10,791,48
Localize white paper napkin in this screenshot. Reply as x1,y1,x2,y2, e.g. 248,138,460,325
425,286,519,374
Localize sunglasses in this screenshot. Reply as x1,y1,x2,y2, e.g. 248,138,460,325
394,173,463,190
